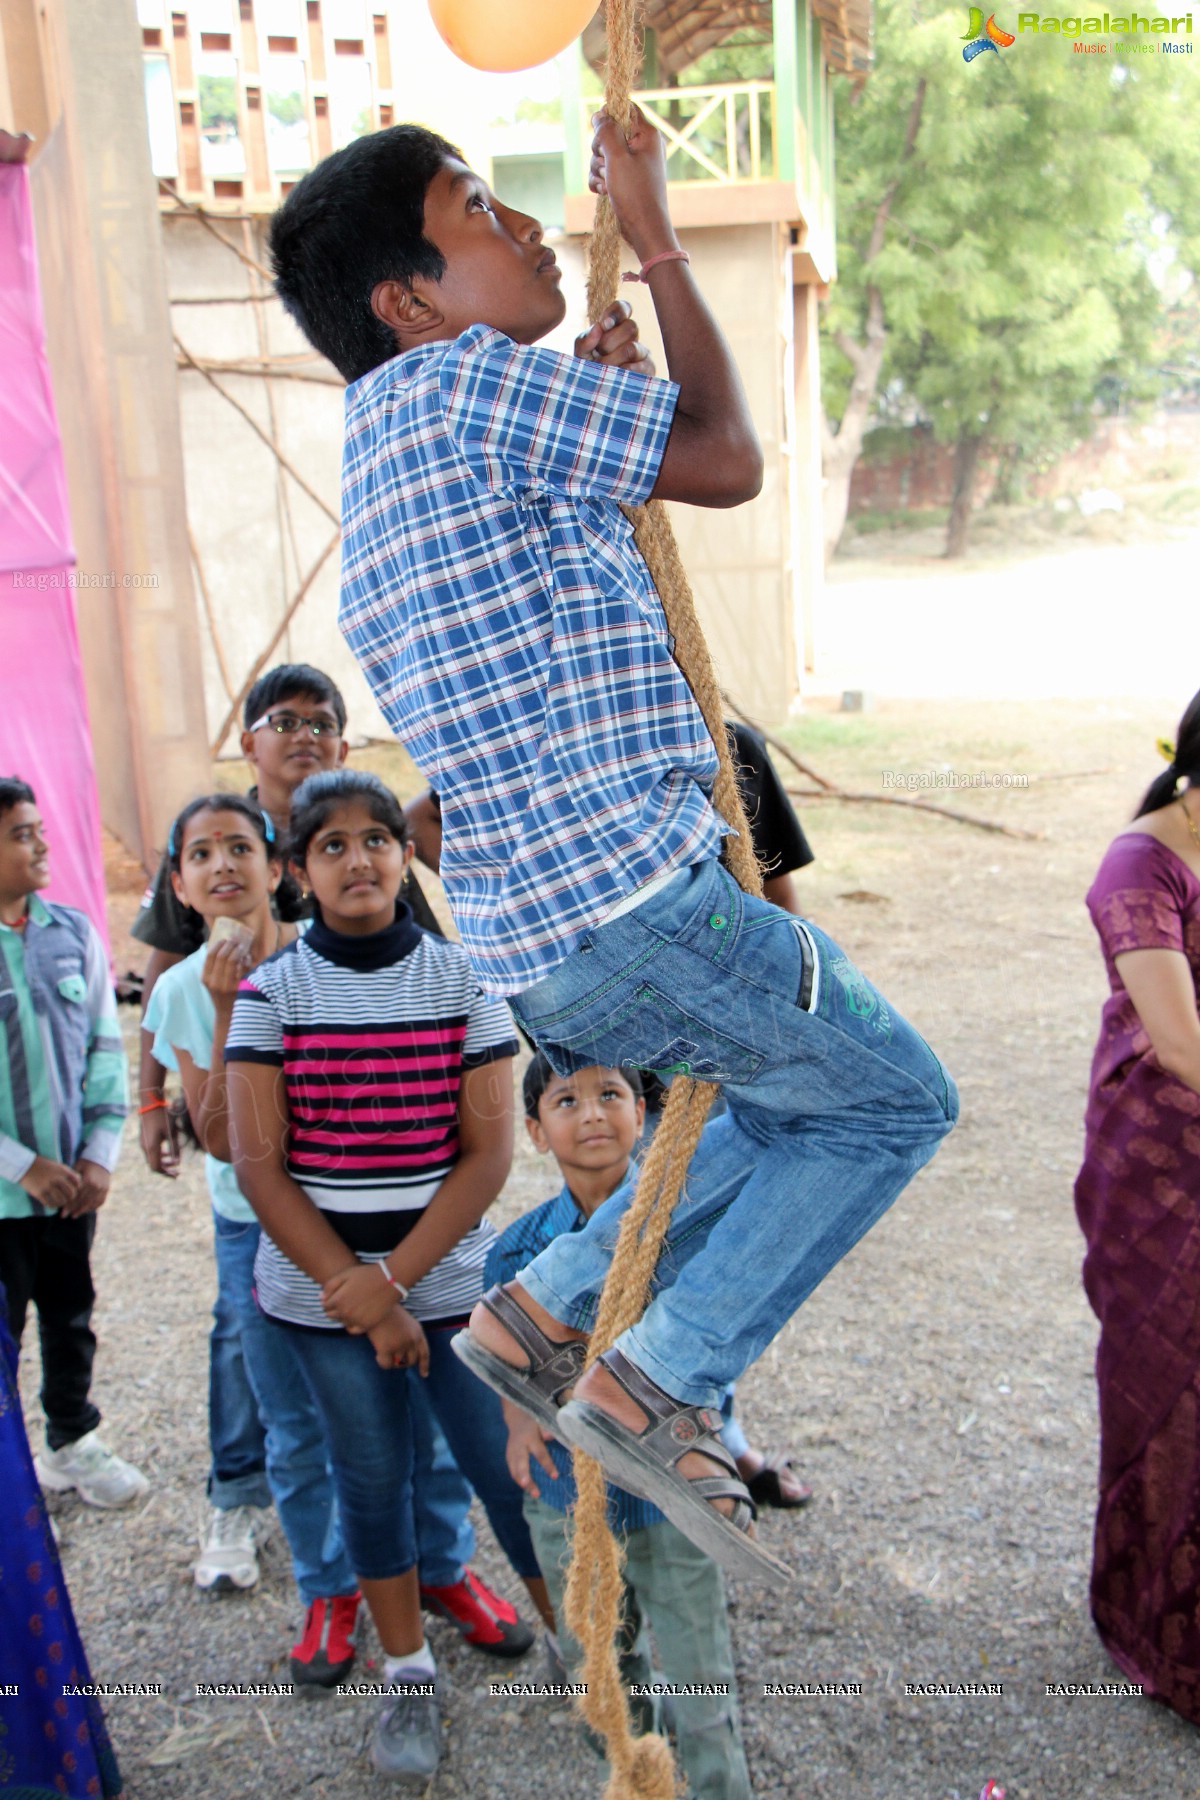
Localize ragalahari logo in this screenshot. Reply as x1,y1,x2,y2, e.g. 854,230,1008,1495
962,7,1017,55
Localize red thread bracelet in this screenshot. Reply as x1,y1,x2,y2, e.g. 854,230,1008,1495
622,249,691,283
138,1099,171,1115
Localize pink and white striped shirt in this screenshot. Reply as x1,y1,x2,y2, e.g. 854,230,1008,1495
225,904,518,1328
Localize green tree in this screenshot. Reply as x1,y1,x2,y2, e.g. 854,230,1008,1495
1156,285,1200,407
677,35,774,85
267,89,306,128
822,2,1200,556
198,73,238,133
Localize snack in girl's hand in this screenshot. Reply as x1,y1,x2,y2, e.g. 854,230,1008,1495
207,915,255,957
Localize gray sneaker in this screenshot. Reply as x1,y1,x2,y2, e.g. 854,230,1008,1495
369,1686,442,1784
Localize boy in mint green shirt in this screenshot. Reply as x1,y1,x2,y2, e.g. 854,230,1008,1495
0,778,141,1507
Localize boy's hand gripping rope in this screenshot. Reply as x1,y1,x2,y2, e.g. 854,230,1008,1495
562,4,764,1794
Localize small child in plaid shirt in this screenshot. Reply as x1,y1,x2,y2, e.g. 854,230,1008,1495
270,114,957,1579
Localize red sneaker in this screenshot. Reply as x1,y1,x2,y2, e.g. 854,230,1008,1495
290,1592,361,1689
419,1569,534,1658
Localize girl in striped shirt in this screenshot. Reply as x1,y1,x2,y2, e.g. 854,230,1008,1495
225,771,541,1783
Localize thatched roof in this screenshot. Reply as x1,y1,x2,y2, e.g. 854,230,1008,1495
582,1,871,81
809,0,873,74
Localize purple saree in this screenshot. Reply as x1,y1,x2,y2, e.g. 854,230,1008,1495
1075,832,1200,1720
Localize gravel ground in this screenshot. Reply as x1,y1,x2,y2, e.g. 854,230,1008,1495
20,695,1198,1800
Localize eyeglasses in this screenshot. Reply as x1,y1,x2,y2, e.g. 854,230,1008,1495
248,710,342,738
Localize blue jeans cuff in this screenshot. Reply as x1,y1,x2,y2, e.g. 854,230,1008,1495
510,1263,596,1336
209,1471,272,1511
617,1325,723,1411
417,1560,466,1589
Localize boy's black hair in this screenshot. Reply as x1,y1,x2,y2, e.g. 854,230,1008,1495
0,777,36,819
269,125,464,384
167,793,305,922
1135,688,1200,818
523,1051,644,1120
287,770,409,867
243,663,347,734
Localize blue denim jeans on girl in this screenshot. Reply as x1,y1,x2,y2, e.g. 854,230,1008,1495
213,1214,483,1597
282,1319,541,1583
208,1213,271,1512
212,1211,355,1600
510,858,958,1410
407,1373,477,1587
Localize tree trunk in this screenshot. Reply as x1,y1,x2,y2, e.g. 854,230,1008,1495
944,433,985,559
820,78,928,562
822,462,855,563
991,444,1023,506
821,298,888,559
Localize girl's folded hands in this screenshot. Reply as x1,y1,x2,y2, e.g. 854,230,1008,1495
322,1260,402,1334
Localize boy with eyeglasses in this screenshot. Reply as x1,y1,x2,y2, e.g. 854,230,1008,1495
133,663,350,1073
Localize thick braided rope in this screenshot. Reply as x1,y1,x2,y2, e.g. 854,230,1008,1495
561,5,763,1794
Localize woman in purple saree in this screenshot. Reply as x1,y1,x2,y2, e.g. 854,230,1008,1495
1075,689,1200,1721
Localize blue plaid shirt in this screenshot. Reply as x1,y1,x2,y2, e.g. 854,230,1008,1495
485,1182,665,1534
339,326,726,997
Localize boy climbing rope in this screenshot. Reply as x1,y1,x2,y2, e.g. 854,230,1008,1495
270,105,957,1590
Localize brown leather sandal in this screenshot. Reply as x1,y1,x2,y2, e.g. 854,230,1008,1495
556,1348,793,1585
451,1286,586,1432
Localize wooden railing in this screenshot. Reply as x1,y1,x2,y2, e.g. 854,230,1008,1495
580,82,777,187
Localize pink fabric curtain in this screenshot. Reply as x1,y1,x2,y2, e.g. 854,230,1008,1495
0,163,109,947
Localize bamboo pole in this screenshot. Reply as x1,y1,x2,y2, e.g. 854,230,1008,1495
158,180,275,279
173,335,339,525
187,523,236,716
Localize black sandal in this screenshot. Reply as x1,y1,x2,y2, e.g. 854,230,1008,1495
451,1286,586,1432
556,1348,793,1585
745,1455,814,1511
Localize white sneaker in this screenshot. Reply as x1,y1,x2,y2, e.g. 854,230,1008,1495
35,1431,149,1509
194,1503,269,1593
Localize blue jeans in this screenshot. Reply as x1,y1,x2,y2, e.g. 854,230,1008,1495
512,858,958,1409
213,1214,479,1596
643,1090,748,1460
213,1212,357,1601
283,1319,540,1584
407,1370,476,1587
208,1214,270,1511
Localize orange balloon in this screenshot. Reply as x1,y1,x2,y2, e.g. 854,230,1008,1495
428,0,598,73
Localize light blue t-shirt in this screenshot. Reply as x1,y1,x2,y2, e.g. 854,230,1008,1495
146,933,306,1222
